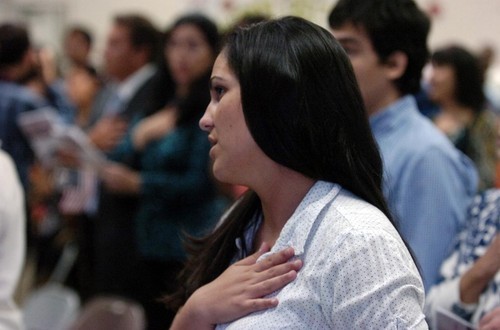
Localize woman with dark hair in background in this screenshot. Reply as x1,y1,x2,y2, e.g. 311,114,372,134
99,13,227,329
429,45,497,190
167,16,426,329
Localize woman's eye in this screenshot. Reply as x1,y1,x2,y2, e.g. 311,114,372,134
214,86,225,98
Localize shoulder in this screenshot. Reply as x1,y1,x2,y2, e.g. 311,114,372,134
306,189,411,267
0,150,23,212
310,190,425,327
381,102,470,170
0,150,18,180
326,189,399,237
395,114,477,182
0,82,44,109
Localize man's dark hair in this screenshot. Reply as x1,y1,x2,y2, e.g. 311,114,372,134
328,0,431,95
114,14,161,62
0,23,30,69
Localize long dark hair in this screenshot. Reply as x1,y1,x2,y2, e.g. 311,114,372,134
166,16,396,310
431,45,486,113
163,13,220,126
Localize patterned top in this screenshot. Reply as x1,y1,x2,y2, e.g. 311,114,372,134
110,120,226,261
217,181,427,329
452,109,497,191
426,189,500,326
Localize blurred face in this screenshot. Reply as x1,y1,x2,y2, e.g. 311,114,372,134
199,53,267,186
165,24,214,89
65,67,99,109
17,48,38,82
427,63,456,104
331,23,396,115
104,24,141,81
64,32,90,65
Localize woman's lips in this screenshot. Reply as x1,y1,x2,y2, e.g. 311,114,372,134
208,135,217,146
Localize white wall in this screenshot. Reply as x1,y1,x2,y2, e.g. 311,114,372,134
418,0,500,62
2,0,500,69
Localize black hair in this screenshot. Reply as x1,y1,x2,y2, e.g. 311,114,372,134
162,14,220,126
165,16,399,310
0,23,30,69
431,45,486,112
114,14,161,62
328,0,431,95
66,25,93,47
165,13,220,55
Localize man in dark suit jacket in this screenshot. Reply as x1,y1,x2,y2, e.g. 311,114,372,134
86,14,169,297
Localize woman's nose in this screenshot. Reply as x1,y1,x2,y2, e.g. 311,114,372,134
199,106,213,132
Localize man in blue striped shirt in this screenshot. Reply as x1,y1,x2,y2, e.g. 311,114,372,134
329,0,478,290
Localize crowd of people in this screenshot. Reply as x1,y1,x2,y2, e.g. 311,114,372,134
1,0,500,329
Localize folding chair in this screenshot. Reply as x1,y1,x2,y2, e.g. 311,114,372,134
69,296,146,330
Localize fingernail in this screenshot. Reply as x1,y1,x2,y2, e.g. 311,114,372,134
259,242,268,252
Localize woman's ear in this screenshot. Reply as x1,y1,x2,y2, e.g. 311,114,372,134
384,51,408,80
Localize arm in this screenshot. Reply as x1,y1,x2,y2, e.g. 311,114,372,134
132,107,177,151
396,147,476,289
0,152,25,307
99,126,209,197
171,244,302,330
139,128,214,204
426,236,500,328
460,234,500,304
88,116,129,153
99,162,140,195
324,230,426,328
425,194,500,327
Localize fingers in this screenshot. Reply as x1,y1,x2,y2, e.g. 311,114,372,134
237,242,271,266
254,246,296,272
480,307,500,329
240,297,279,315
250,267,300,297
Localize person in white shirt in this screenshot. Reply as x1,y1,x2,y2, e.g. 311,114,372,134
166,16,427,329
0,148,26,330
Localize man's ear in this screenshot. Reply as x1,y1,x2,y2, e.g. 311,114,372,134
384,51,408,80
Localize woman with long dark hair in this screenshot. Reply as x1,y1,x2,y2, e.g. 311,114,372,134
429,45,497,190
168,16,426,329
99,14,227,329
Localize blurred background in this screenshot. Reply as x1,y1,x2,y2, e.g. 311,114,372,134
1,0,499,104
1,0,499,68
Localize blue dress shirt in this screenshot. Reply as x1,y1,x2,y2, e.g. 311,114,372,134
370,95,478,290
0,82,45,188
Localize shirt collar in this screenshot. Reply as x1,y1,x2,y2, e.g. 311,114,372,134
234,181,341,260
268,181,341,257
369,95,418,136
113,64,157,104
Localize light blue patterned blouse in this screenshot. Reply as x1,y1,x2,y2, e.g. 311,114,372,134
217,181,427,329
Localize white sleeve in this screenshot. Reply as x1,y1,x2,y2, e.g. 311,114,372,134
323,229,427,329
0,151,26,329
